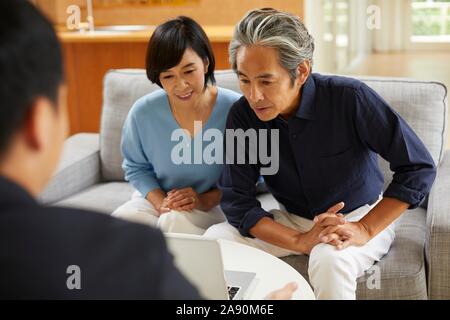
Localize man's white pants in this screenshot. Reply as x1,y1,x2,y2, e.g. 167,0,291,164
112,191,226,235
204,196,396,300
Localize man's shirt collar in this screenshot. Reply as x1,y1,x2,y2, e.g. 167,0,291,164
295,74,316,120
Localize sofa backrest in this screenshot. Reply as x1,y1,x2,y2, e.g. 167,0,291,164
100,69,448,194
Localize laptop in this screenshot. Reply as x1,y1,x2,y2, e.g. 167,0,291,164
165,233,257,300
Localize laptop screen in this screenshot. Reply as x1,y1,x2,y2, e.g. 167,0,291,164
165,233,256,300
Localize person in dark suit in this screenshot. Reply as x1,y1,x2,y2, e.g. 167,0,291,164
0,0,201,300
0,0,297,299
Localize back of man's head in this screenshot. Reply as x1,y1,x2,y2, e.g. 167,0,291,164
0,0,63,159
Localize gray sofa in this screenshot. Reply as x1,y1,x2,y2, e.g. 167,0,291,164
40,69,449,300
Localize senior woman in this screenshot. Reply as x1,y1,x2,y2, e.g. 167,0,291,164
112,16,241,234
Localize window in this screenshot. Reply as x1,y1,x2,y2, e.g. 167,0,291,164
411,0,450,43
323,0,351,72
305,0,370,73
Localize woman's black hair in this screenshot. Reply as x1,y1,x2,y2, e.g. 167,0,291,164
146,16,216,88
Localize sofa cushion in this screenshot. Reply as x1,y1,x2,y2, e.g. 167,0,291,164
281,207,428,299
100,70,447,193
39,133,100,205
55,182,135,214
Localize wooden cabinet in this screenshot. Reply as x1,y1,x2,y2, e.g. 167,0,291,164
36,0,302,26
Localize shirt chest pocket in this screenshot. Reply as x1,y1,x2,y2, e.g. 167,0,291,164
316,146,363,192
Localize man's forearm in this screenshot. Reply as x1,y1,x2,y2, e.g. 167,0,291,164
359,197,409,239
249,217,305,253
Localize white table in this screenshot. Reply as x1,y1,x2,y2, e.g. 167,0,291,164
219,239,315,300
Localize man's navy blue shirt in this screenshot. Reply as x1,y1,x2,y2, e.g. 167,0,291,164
219,73,437,237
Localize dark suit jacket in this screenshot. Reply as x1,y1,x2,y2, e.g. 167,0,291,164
0,176,201,299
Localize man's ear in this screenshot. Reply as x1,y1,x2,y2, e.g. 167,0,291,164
296,61,311,87
22,97,54,152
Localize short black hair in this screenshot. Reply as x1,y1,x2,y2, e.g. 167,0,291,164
0,0,63,157
146,16,216,88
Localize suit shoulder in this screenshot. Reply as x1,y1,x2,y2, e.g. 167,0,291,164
29,206,165,247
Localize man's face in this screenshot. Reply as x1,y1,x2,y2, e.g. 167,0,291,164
235,45,302,121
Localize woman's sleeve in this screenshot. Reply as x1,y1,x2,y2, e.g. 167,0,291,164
121,112,161,197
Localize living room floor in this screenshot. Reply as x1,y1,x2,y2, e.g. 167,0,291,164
345,52,450,150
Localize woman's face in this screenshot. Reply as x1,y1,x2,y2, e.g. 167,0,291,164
159,48,209,105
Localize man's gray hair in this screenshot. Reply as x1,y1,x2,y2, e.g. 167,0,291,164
229,8,315,83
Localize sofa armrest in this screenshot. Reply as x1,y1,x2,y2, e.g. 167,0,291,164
38,133,101,205
426,150,450,299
